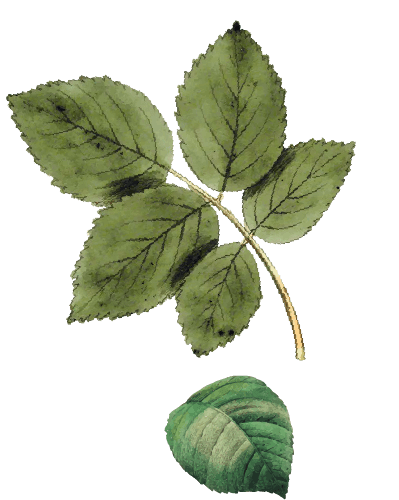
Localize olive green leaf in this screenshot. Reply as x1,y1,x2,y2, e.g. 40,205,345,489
176,23,286,193
243,139,356,244
7,76,172,205
165,375,293,497
176,242,261,356
67,185,219,323
5,21,357,360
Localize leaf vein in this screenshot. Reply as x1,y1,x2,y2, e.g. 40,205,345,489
235,109,272,160
218,60,238,101
200,106,230,159
236,102,261,140
55,88,96,131
105,90,140,151
273,204,313,215
209,83,234,132
260,222,302,231
83,147,122,161
76,83,120,144
93,155,142,175
193,130,224,175
139,106,158,162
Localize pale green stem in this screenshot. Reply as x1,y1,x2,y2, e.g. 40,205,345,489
168,167,305,360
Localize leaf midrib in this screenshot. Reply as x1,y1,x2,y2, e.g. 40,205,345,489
28,91,171,176
185,397,284,483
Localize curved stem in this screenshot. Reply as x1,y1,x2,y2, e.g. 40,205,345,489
168,167,305,360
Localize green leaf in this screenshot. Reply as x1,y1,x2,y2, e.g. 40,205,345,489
243,139,356,244
67,185,219,323
176,24,286,193
165,375,293,497
176,242,261,356
7,76,172,205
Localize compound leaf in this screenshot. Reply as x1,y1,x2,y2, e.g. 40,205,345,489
68,185,219,323
165,375,293,497
176,23,286,193
7,76,172,205
176,242,261,356
243,139,356,243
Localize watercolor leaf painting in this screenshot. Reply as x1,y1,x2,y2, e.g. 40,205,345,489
6,21,355,360
165,375,294,497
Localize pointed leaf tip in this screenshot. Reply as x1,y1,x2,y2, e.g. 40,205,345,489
232,20,241,31
176,27,286,192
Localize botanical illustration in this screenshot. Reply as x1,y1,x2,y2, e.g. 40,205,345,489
6,21,355,359
165,375,294,497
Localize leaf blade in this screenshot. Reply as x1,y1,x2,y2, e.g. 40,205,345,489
176,242,261,356
176,26,286,192
7,76,173,205
68,184,219,323
165,376,293,497
243,139,356,243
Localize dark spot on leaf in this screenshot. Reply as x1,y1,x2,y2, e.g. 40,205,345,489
228,329,234,336
243,155,287,201
193,349,200,356
96,143,100,149
232,21,241,31
56,105,66,112
103,175,164,203
170,239,218,289
218,330,224,336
